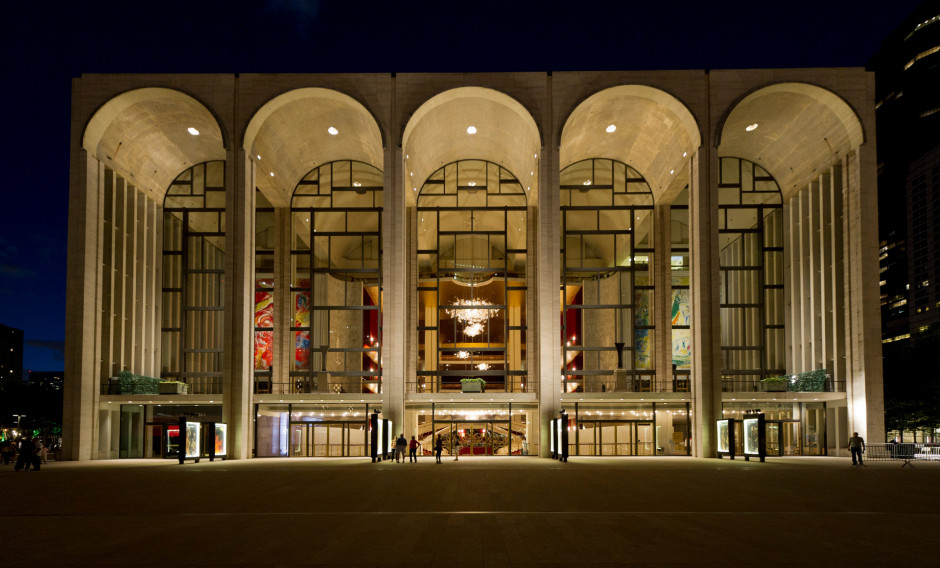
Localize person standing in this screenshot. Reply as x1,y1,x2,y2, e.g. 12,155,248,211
395,433,407,463
434,435,443,464
848,431,866,466
408,436,418,463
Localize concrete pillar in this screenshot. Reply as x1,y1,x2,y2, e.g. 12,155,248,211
843,147,885,443
538,79,560,456
690,147,720,457
383,79,405,436
224,150,254,459
63,150,105,461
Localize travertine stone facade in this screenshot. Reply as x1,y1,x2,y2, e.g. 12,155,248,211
64,70,884,460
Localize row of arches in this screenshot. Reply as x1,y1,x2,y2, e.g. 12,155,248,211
81,82,864,207
68,73,883,460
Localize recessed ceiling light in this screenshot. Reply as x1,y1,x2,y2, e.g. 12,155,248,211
467,126,477,134
353,182,361,187
328,126,339,135
468,181,476,186
257,154,261,160
606,124,616,133
745,123,759,132
682,152,687,158
405,154,409,159
269,172,274,177
670,169,675,174
583,180,591,185
187,127,199,135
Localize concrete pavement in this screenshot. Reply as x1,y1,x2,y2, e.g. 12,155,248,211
5,456,939,566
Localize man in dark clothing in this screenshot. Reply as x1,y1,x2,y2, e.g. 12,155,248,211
14,436,35,471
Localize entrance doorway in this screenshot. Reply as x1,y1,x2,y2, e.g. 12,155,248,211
289,422,368,457
573,421,654,456
437,421,508,456
765,421,801,456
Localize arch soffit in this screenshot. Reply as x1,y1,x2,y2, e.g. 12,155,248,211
717,82,865,197
560,85,702,203
402,87,541,207
82,87,226,200
243,88,384,208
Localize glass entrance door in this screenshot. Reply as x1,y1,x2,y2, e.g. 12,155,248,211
439,421,511,456
575,421,654,456
766,421,801,456
289,422,367,457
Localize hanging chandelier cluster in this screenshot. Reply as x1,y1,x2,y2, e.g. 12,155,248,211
446,298,499,338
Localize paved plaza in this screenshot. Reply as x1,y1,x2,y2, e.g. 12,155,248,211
6,456,940,566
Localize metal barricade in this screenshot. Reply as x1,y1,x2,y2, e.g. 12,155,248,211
866,443,924,467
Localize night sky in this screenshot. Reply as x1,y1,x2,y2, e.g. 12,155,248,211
0,0,924,372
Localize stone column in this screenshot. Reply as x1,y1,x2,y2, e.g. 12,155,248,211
383,98,406,438
843,147,885,443
538,145,561,456
224,150,254,459
690,147,721,457
63,151,104,461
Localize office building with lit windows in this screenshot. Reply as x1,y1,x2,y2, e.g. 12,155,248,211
64,70,884,461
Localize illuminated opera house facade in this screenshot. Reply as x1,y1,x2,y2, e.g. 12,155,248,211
63,70,884,460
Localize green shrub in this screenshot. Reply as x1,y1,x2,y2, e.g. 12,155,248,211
117,370,163,395
790,369,827,392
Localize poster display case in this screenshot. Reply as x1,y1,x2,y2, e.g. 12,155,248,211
742,413,766,462
717,419,735,459
185,421,201,459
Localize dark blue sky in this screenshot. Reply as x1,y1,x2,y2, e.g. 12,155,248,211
0,0,925,371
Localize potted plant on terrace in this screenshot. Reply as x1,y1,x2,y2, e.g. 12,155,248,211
460,378,486,393
759,375,790,392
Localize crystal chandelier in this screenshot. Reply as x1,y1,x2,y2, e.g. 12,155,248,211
446,298,499,337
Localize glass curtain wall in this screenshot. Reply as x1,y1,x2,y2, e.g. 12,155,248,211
290,161,383,395
254,191,275,392
718,157,785,391
670,188,692,390
161,161,225,394
562,402,690,456
560,159,654,393
415,160,529,393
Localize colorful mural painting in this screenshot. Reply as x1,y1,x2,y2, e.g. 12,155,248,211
294,279,310,370
634,289,651,326
671,288,692,368
672,328,691,368
671,288,691,326
254,289,274,370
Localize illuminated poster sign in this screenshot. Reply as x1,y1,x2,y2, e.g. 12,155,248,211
185,421,201,459
214,423,227,457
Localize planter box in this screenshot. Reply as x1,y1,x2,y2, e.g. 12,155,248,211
759,382,788,392
461,381,484,393
158,382,189,395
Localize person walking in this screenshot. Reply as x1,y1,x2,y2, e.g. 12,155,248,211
434,435,443,464
395,433,407,463
848,431,866,466
408,436,418,463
